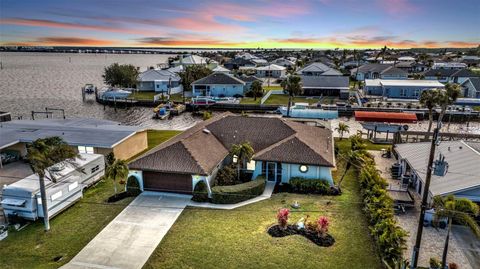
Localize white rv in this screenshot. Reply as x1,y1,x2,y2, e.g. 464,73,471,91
1,154,105,221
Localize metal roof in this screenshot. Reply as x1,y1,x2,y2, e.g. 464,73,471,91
365,79,444,87
301,75,349,89
0,118,143,149
395,141,480,196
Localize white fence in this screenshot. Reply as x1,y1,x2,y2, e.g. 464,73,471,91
260,90,283,105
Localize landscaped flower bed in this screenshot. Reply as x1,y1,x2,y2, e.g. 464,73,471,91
267,208,335,247
267,225,335,247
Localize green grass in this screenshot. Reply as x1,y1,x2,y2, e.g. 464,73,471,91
263,86,283,91
264,94,320,105
473,106,480,112
129,91,156,100
239,97,262,104
335,138,391,151
143,138,382,269
0,130,181,269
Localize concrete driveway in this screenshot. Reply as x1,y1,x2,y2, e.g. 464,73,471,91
61,192,190,269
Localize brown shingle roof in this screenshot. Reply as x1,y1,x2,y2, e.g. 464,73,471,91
129,113,335,174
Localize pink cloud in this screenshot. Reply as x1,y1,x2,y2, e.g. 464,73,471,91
376,0,418,16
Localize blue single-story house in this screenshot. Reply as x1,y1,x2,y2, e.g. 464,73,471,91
191,72,246,97
128,113,336,195
364,79,444,99
137,69,182,94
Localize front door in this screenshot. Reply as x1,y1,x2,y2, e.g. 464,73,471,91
266,162,276,182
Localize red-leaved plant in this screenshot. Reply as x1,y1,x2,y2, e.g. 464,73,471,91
277,208,289,229
316,216,329,237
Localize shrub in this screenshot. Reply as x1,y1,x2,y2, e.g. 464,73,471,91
192,180,209,202
358,163,407,265
289,177,331,194
202,111,212,120
316,216,329,237
214,164,237,186
277,208,289,229
211,177,266,204
429,257,441,269
126,176,141,196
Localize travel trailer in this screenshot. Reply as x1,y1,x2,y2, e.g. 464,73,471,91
1,154,105,222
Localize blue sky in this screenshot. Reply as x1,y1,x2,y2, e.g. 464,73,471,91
1,0,479,48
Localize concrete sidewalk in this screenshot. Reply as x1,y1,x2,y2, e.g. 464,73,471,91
61,192,190,269
189,181,275,209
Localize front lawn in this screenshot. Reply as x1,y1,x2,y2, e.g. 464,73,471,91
129,91,156,100
0,130,180,269
144,138,382,269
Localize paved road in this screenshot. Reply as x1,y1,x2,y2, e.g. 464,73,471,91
61,192,190,269
452,225,480,269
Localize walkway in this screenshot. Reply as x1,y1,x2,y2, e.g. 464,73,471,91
189,181,275,209
61,192,190,269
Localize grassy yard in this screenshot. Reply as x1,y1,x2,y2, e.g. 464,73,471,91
0,130,180,269
264,94,320,105
129,91,156,100
143,138,382,269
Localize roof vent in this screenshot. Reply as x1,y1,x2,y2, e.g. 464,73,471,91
202,129,211,134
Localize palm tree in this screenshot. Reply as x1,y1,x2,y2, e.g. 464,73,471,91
433,195,480,269
250,80,263,101
437,83,461,123
105,159,129,195
280,75,303,117
335,122,350,140
26,136,78,231
337,149,368,193
230,142,254,181
419,89,440,139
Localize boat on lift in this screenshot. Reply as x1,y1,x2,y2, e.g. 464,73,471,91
83,84,96,94
99,88,132,100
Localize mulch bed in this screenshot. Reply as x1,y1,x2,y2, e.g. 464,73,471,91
267,225,335,247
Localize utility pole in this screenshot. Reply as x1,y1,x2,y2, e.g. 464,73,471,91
410,123,441,268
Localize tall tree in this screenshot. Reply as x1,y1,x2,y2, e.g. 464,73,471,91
250,80,263,101
419,89,440,139
335,122,350,140
280,75,303,117
433,195,480,269
178,65,212,103
103,63,139,88
105,159,129,195
26,137,78,231
437,83,461,123
230,142,254,181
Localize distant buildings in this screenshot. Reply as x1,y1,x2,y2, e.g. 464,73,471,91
351,64,408,81
461,77,480,98
432,62,467,70
255,64,287,78
424,68,479,84
364,79,444,99
173,54,211,67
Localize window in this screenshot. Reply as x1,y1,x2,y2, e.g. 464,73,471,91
51,191,63,201
232,155,238,163
413,89,420,97
299,165,309,173
68,182,79,191
91,165,100,173
78,146,94,154
400,88,407,97
246,160,255,171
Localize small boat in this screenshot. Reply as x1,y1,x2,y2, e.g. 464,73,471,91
83,84,96,94
154,107,170,120
278,102,338,119
191,96,239,106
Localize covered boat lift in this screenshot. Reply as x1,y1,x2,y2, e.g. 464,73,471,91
355,111,417,143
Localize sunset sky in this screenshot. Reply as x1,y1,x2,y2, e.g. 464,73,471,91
1,0,479,49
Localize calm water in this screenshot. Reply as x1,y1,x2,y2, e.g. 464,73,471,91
0,52,202,130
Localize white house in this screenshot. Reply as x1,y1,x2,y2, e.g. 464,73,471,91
256,64,287,78
136,69,182,93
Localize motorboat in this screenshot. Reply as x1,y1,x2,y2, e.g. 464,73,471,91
99,88,132,100
83,84,96,94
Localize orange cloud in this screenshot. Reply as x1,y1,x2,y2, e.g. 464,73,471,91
135,37,245,47
0,18,153,35
2,37,119,47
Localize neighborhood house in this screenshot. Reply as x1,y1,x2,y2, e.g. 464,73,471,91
364,79,445,99
128,114,336,195
191,72,246,97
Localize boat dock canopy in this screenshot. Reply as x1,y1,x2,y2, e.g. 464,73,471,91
355,111,417,123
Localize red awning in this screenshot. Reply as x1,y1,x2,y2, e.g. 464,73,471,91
354,111,417,123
